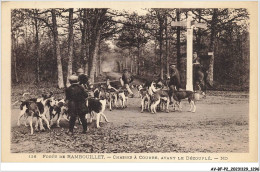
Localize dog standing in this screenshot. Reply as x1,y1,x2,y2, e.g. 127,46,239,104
172,90,196,112
150,90,170,114
139,87,150,113
117,88,129,109
49,99,68,127
17,92,53,134
107,89,119,111
86,98,109,128
146,81,170,114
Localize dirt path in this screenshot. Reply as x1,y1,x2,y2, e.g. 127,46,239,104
11,90,249,153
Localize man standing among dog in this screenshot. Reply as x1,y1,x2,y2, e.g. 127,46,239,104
65,75,88,135
120,69,134,98
168,63,182,104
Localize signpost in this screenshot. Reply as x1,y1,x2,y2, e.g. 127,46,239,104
171,11,207,91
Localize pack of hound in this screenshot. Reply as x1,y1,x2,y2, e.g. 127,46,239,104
93,79,129,111
14,77,201,134
137,80,197,114
15,79,131,134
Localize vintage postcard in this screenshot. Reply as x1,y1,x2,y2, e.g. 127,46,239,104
1,1,258,165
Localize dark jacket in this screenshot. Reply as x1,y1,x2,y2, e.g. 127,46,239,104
122,71,133,84
78,74,90,89
169,68,181,88
65,83,88,115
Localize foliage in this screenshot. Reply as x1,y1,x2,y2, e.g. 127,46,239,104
11,8,249,89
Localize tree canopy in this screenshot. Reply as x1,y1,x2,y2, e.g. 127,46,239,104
11,8,249,89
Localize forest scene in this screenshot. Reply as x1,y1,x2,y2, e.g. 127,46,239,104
10,8,250,154
11,8,249,90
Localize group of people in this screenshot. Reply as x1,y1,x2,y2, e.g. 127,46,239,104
65,68,135,135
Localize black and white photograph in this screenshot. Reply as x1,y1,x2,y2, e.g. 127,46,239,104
2,1,258,165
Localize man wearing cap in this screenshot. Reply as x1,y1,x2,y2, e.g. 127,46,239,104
121,69,134,97
77,68,90,89
168,63,181,104
65,75,88,135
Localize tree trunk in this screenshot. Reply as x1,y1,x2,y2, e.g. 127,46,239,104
165,16,169,77
208,9,218,87
34,10,40,83
80,9,86,71
12,32,19,83
125,58,128,70
154,40,157,72
159,20,164,80
95,65,98,77
176,9,181,71
81,9,88,74
51,9,64,88
86,9,92,75
135,56,138,74
98,41,101,75
130,56,133,73
89,29,101,84
66,8,74,87
137,46,140,75
98,53,101,76
121,61,124,71
197,9,202,53
24,21,30,82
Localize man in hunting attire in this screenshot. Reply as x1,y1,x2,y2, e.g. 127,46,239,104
168,63,182,104
65,75,88,135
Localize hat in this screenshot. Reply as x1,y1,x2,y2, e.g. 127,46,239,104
69,75,78,83
76,68,84,74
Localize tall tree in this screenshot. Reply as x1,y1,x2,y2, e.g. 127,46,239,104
33,9,40,83
165,15,169,77
176,8,181,70
51,9,64,88
88,9,108,83
66,8,74,87
155,10,165,80
208,9,218,86
79,9,88,73
11,9,23,83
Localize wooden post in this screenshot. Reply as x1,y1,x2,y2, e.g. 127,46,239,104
171,11,207,91
186,12,194,91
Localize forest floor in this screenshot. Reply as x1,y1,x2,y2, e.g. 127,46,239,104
11,85,249,153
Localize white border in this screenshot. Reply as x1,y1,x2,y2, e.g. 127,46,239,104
1,0,259,171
